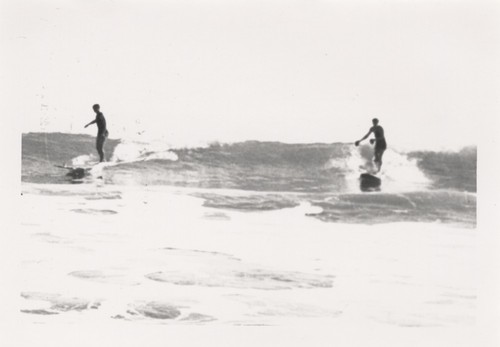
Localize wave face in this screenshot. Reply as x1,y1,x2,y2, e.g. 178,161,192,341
408,148,476,192
22,133,476,226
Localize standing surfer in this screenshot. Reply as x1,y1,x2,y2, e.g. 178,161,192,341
85,104,108,162
355,118,387,172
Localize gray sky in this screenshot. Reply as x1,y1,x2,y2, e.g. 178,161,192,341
2,0,499,149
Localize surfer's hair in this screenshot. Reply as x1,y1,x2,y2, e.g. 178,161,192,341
372,118,379,124
93,104,100,110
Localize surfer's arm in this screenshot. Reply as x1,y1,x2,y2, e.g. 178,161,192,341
355,129,372,146
84,120,96,128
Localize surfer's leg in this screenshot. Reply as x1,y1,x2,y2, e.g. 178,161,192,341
102,134,107,161
373,149,382,172
376,148,386,172
96,136,105,162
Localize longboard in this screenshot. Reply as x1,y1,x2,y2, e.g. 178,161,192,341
54,165,94,179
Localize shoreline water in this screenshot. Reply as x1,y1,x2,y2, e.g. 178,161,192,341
20,182,475,328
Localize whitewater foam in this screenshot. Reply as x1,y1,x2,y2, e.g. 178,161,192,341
333,144,431,193
380,149,431,192
111,140,179,163
71,155,97,167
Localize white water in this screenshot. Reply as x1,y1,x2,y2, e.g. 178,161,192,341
18,182,475,343
335,144,431,193
110,139,179,163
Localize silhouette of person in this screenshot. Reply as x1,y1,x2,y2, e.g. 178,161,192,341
355,118,387,172
85,104,108,162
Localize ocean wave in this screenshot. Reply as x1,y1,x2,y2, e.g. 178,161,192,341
22,133,476,195
408,148,476,192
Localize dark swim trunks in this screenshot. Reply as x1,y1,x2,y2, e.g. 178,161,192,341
375,138,387,151
96,130,108,149
97,129,109,138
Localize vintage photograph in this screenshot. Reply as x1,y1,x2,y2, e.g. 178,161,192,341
3,0,498,345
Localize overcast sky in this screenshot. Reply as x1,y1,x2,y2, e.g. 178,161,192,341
2,0,499,149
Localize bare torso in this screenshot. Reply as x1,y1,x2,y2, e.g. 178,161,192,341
371,125,384,140
95,112,107,136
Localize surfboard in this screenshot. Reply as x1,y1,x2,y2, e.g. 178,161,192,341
54,165,93,179
359,173,381,192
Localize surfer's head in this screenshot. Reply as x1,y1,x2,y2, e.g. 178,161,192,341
93,104,100,112
372,118,379,125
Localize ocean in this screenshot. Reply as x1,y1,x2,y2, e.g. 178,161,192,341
22,132,476,226
18,132,477,342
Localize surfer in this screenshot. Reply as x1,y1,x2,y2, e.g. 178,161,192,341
354,118,387,172
84,104,108,162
